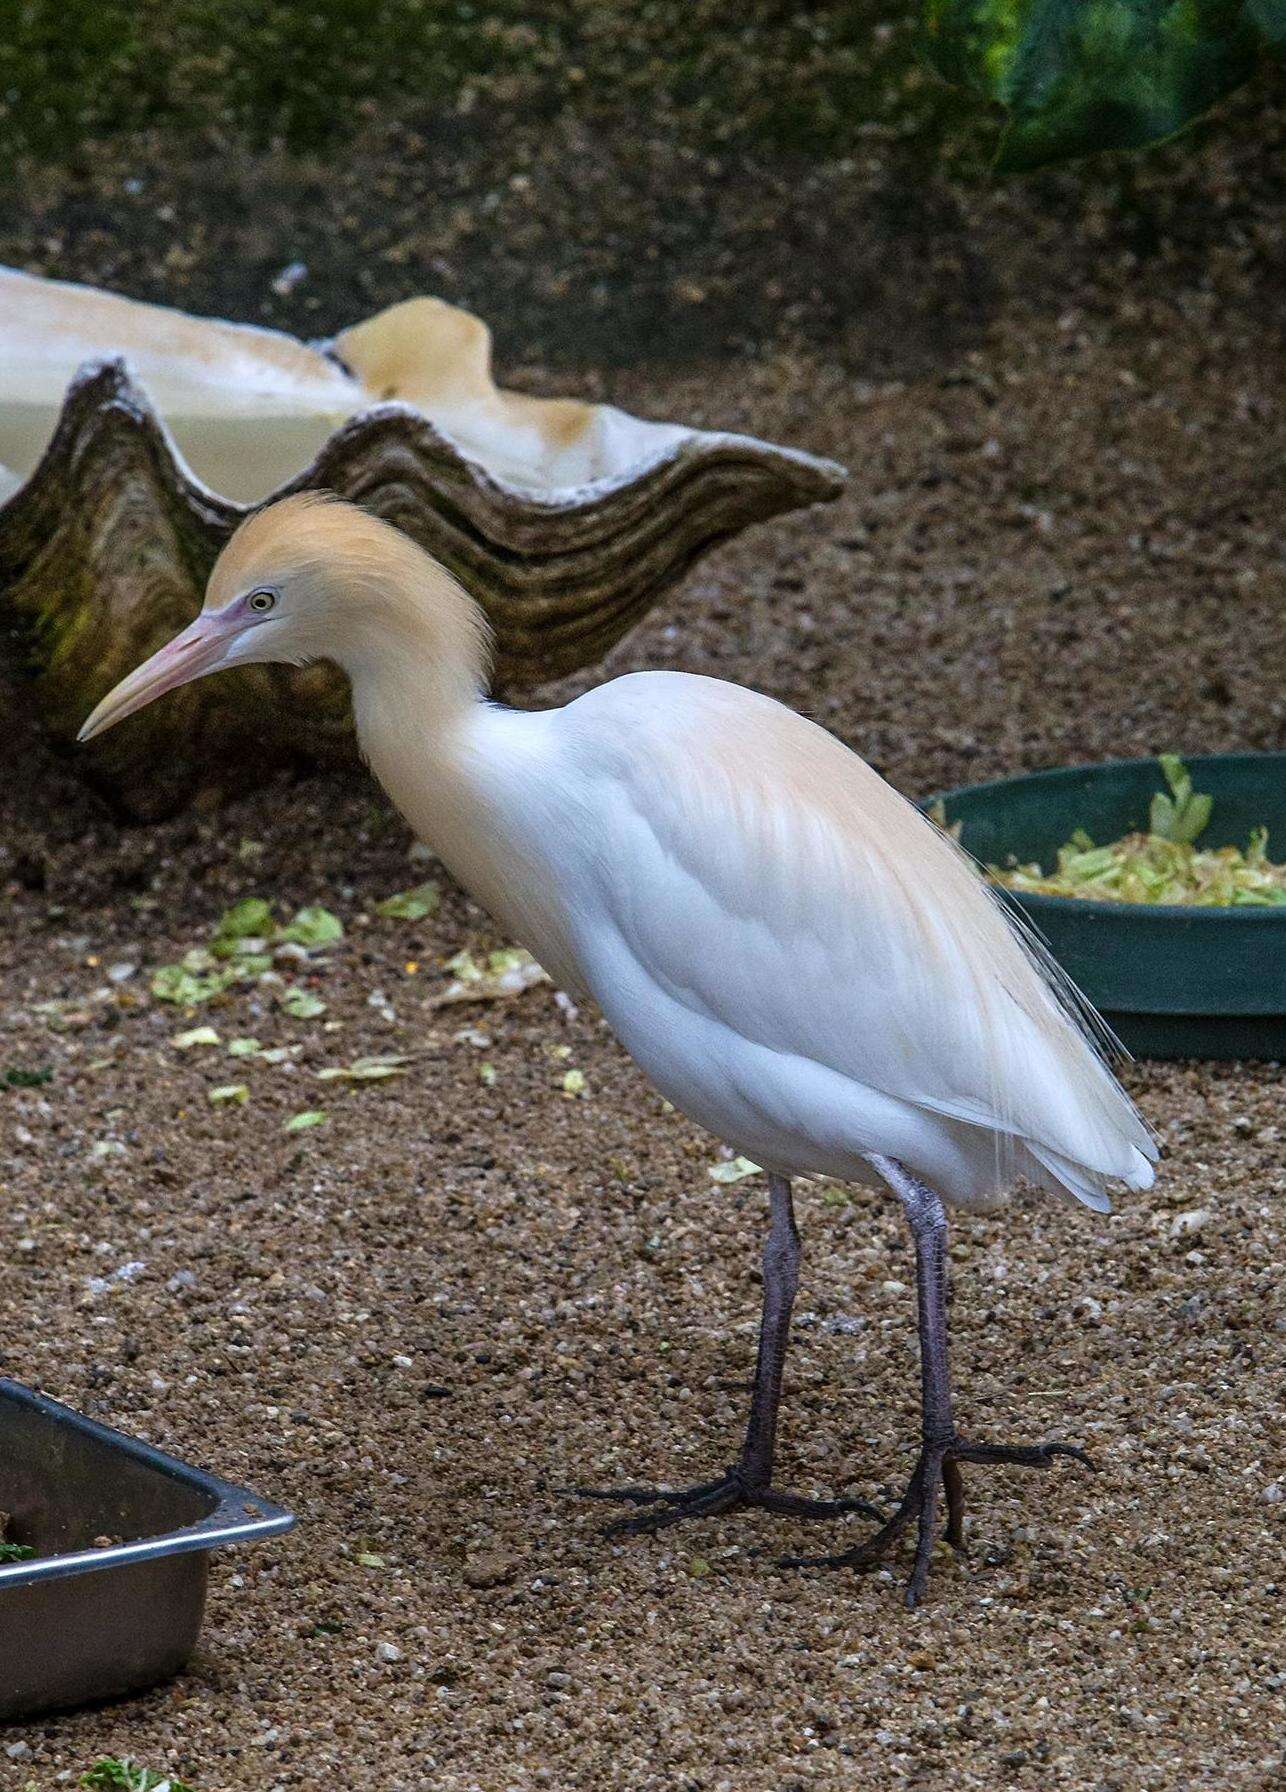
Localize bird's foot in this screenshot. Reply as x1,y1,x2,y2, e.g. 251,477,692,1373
781,1434,1093,1609
568,1465,883,1538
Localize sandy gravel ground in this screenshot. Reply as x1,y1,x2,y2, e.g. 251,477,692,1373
1,105,1284,1792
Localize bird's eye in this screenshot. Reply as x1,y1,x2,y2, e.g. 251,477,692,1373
247,589,276,615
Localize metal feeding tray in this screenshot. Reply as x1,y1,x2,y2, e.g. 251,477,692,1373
0,1378,294,1720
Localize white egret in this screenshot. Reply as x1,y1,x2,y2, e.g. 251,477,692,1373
80,495,1157,1605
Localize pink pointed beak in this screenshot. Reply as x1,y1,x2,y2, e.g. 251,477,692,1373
78,609,244,744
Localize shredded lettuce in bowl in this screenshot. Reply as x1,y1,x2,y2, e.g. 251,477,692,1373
964,757,1286,908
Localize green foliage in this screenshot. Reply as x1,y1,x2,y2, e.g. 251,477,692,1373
0,1540,36,1562
1248,0,1286,47
1,0,1275,182
924,0,1282,168
1149,753,1213,844
0,1,973,166
989,758,1286,906
0,0,552,155
80,1761,195,1792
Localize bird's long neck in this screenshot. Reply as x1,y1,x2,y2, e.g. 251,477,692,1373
347,626,495,842
347,639,578,983
340,552,499,838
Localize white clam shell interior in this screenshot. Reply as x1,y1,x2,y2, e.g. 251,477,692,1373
0,266,689,506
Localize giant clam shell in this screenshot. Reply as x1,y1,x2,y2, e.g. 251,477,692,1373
0,269,845,817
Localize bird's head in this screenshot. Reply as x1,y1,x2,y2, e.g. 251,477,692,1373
78,493,490,743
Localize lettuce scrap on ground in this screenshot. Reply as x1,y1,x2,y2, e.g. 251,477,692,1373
283,1109,328,1134
207,1083,249,1105
987,757,1286,906
709,1156,761,1184
316,1054,414,1083
151,901,343,1006
279,986,327,1020
80,1762,196,1792
376,882,441,921
279,905,345,947
433,948,550,1007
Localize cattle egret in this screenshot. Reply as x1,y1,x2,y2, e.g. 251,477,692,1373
81,495,1157,1605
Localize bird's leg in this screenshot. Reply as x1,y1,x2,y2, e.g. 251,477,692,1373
783,1155,1093,1608
738,1169,803,1489
570,1174,881,1535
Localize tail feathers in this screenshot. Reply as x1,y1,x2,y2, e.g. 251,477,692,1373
933,812,1161,1197
1025,1139,1156,1214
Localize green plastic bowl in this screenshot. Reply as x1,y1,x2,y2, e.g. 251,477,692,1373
930,753,1286,1060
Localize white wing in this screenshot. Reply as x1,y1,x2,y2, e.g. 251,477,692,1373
557,672,1156,1209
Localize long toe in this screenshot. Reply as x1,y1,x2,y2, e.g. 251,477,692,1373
779,1492,919,1573
779,1515,912,1574
569,1470,883,1539
949,1438,1095,1472
757,1489,885,1522
905,1456,944,1609
605,1480,743,1537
